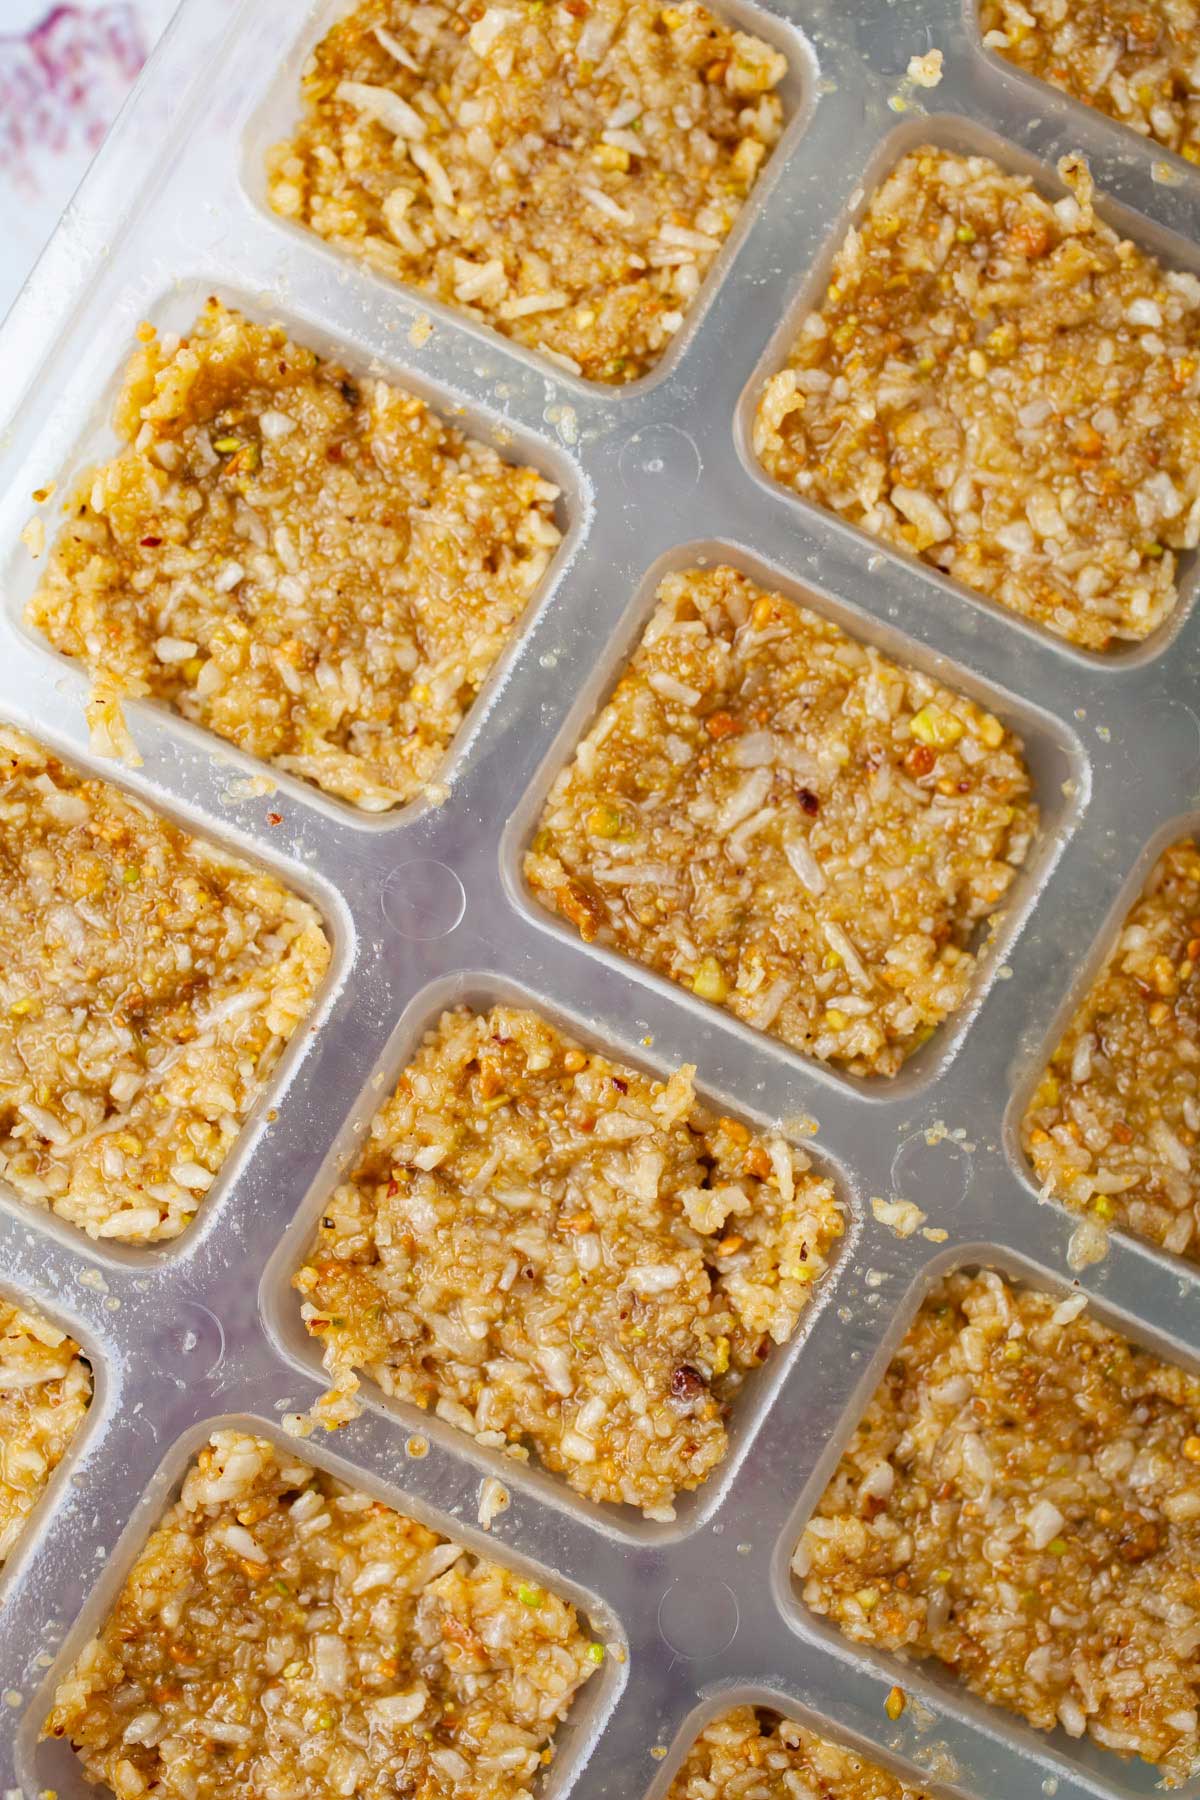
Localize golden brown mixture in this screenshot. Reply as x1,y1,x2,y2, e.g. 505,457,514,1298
27,300,561,810
666,1706,936,1800
525,565,1036,1077
267,0,786,383
754,147,1200,651
0,725,329,1243
45,1431,597,1800
798,1270,1200,1776
981,0,1200,162
0,1300,91,1564
1023,837,1200,1262
294,1003,842,1518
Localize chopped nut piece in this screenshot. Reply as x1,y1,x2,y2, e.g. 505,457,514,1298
906,48,943,86
293,1003,841,1517
669,1363,708,1401
691,956,729,1002
799,1270,1200,1776
1022,838,1200,1262
871,1197,927,1238
526,565,1036,1076
754,146,1200,651
267,0,786,383
44,1431,596,1798
909,705,965,750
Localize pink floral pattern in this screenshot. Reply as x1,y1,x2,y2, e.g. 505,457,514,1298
0,7,145,187
0,1,171,314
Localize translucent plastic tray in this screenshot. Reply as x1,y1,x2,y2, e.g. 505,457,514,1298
2,0,1200,1795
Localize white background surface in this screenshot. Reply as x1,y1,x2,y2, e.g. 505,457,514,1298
0,0,176,319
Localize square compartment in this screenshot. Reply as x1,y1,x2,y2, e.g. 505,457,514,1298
971,0,1200,175
735,112,1200,668
262,968,856,1546
0,1281,102,1605
503,540,1087,1103
777,1245,1200,1799
19,1413,625,1800
240,0,819,397
7,280,585,829
1006,815,1200,1275
643,1688,957,1800
0,718,346,1266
